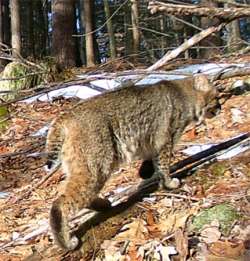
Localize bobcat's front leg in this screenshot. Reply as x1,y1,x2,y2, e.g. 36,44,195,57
154,145,180,189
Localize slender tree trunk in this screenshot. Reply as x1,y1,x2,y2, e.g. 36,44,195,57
83,0,95,67
226,0,242,52
91,2,100,64
124,2,132,57
43,0,50,56
0,0,4,67
199,0,221,59
79,0,86,64
27,0,34,58
9,0,21,58
131,0,140,57
51,0,77,68
159,15,165,57
0,0,3,44
3,0,10,46
35,0,48,57
104,0,116,60
0,0,10,67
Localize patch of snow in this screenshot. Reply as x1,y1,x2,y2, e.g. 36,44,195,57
231,108,244,124
91,79,119,90
143,196,156,203
182,144,214,155
217,142,250,160
21,63,250,103
11,232,20,241
23,223,49,241
232,79,244,89
31,125,49,137
23,85,101,103
137,73,185,85
0,191,9,199
176,63,237,74
182,138,250,160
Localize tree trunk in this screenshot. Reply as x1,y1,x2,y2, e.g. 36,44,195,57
159,15,165,57
9,0,21,58
51,0,77,68
42,1,49,57
0,0,4,67
131,0,140,58
3,0,10,46
226,0,242,52
27,0,34,58
35,0,48,57
104,0,116,60
0,0,3,44
124,2,132,57
199,0,222,59
83,0,95,67
79,0,86,64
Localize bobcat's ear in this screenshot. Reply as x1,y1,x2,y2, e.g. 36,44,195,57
193,74,212,92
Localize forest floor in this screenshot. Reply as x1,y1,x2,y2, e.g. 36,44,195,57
0,60,250,260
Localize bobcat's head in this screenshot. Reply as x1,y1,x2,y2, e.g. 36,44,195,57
193,74,220,123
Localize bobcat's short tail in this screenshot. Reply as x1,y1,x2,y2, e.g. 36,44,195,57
50,195,80,250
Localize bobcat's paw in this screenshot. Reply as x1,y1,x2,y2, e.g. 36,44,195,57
166,178,180,189
65,235,79,250
160,177,180,190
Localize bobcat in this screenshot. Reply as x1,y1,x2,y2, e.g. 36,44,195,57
46,74,217,250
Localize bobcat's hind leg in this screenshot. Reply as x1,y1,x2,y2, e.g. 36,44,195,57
49,129,109,249
50,160,101,250
50,121,117,250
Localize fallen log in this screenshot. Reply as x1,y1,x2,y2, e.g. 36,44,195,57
148,1,250,20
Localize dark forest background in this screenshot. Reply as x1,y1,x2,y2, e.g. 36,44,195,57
1,0,250,70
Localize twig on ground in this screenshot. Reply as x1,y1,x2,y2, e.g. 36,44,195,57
12,164,61,204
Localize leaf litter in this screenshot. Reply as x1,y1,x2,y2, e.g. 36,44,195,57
0,73,250,260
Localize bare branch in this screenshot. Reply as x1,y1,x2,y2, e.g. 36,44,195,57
147,23,226,71
148,1,250,20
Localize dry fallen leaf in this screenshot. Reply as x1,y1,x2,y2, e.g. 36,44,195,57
137,240,177,261
175,228,188,261
128,243,143,261
158,207,198,234
101,240,125,261
209,240,245,259
184,128,197,140
200,220,221,244
115,218,148,242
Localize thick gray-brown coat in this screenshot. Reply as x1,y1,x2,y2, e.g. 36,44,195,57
46,74,217,250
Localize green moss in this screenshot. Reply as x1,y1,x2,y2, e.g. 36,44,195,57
0,59,62,101
0,62,38,101
0,106,9,130
188,162,230,190
210,162,228,176
190,204,239,236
